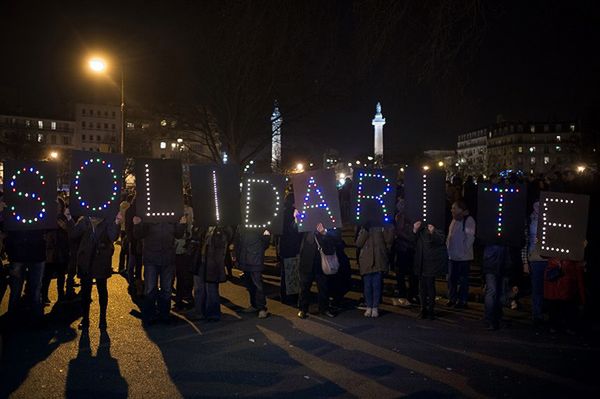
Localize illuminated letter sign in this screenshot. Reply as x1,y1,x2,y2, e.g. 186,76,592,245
537,191,589,261
3,160,57,230
135,158,183,222
291,169,342,233
351,168,396,227
189,164,241,227
404,168,445,228
241,174,286,234
69,151,124,217
476,183,526,246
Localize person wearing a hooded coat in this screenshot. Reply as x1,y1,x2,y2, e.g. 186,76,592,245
69,212,121,329
411,221,448,320
356,224,394,317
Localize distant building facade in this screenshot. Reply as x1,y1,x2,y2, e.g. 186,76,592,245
457,121,584,176
0,114,76,155
75,103,121,152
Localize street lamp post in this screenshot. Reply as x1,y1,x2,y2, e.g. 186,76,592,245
87,56,125,155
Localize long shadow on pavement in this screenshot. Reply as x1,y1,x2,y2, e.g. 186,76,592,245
0,300,79,397
65,330,128,398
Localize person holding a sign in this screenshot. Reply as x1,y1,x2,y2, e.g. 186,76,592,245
411,221,447,320
42,197,71,305
234,229,272,319
356,224,394,317
188,225,234,321
527,201,547,326
69,211,122,330
5,228,47,323
297,223,338,319
133,215,187,325
446,200,476,309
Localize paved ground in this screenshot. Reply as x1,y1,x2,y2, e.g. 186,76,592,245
1,243,599,398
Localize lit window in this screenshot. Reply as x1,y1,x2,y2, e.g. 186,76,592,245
160,141,167,149
570,124,575,132
555,145,561,152
530,125,535,133
160,119,167,127
544,156,550,165
25,120,31,127
171,142,177,150
127,122,134,129
38,120,43,129
529,146,535,153
51,121,56,130
556,135,561,142
530,157,536,165
518,146,523,153
37,133,43,142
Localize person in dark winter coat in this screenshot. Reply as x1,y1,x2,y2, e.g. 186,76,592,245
133,215,186,324
42,197,70,304
188,225,234,321
125,198,143,297
392,199,418,306
277,193,302,303
411,221,447,320
235,229,271,318
482,244,512,330
69,212,121,329
5,229,47,321
297,223,338,319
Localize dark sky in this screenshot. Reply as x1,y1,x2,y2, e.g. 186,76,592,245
1,0,599,163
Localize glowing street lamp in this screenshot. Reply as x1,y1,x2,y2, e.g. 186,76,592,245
296,163,304,172
86,55,125,154
423,165,430,171
438,161,444,167
49,151,59,160
88,58,107,72
577,165,586,173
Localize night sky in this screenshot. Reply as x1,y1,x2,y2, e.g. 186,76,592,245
1,0,598,163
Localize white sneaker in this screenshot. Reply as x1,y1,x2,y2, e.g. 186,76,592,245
364,307,372,317
371,308,379,318
258,310,269,319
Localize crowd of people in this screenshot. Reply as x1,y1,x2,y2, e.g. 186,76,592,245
0,167,597,338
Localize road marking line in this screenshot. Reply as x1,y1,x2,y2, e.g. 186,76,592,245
257,325,404,399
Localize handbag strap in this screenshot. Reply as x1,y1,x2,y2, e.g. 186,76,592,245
314,233,323,252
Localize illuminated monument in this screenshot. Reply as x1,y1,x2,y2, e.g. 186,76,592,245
372,102,385,164
271,100,282,171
